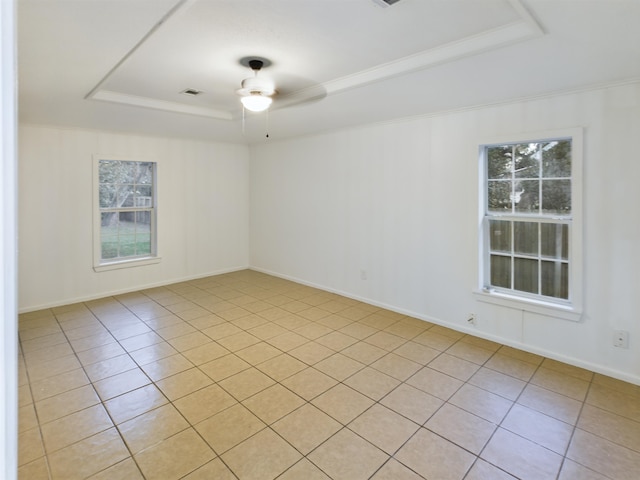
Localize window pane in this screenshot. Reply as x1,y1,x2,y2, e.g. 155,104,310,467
487,146,512,179
99,160,129,184
101,211,117,229
514,143,540,179
541,261,569,299
136,162,154,184
541,223,568,260
136,234,151,255
490,255,511,288
513,180,539,213
135,211,151,231
118,211,135,228
137,185,152,196
119,235,136,256
541,180,571,214
489,220,511,252
514,257,538,294
99,160,116,183
122,161,139,180
542,140,571,178
99,185,118,208
514,221,538,255
118,185,135,207
488,181,512,212
134,185,153,207
101,237,118,259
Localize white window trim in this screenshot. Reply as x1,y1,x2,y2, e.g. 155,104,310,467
92,154,161,272
476,127,583,321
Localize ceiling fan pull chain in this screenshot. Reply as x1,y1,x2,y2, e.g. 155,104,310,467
265,108,270,138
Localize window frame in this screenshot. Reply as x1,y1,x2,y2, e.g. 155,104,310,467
92,155,161,272
476,128,583,321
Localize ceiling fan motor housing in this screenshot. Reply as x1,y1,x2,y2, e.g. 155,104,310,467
240,76,273,95
238,59,275,97
248,59,264,71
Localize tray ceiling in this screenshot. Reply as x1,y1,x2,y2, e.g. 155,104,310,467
18,0,640,143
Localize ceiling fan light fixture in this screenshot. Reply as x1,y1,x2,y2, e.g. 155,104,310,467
240,93,272,112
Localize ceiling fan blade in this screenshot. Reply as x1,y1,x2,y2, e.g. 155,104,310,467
272,83,327,110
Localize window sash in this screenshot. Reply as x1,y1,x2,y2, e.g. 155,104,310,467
485,217,571,303
100,208,155,262
486,140,572,216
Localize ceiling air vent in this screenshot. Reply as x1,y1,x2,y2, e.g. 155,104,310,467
181,88,203,96
372,0,401,7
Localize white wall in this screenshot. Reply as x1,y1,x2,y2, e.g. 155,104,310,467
19,125,250,310
250,82,640,384
1,0,18,477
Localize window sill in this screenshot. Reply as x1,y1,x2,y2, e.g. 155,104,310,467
94,256,161,272
473,289,582,322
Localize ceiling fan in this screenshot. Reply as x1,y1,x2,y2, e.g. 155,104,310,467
235,56,327,114
236,58,276,113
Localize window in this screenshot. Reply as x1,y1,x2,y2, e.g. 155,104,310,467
94,158,158,270
479,130,582,315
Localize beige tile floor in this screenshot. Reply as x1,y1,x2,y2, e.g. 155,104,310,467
17,270,640,480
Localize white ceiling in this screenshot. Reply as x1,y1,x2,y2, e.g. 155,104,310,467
18,0,640,144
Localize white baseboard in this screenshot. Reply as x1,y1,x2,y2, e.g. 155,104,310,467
18,265,249,314
249,267,640,386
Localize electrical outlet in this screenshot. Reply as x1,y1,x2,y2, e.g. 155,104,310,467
467,313,476,326
613,330,629,349
360,270,367,280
